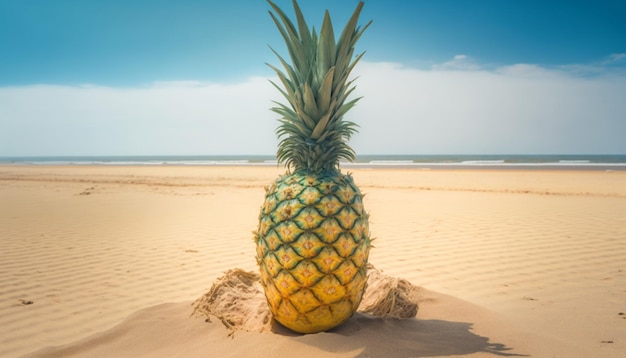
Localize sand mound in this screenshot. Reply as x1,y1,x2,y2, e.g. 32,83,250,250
358,264,421,318
191,269,272,333
191,265,420,333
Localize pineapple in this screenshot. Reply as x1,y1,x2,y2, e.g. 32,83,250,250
254,0,372,333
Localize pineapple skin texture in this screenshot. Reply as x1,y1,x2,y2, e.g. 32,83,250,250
255,170,371,333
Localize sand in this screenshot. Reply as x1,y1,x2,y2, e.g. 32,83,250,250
1,165,625,357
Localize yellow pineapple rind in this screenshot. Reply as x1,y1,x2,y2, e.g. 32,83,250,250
255,170,371,333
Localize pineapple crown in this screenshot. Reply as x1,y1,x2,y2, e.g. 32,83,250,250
267,0,371,173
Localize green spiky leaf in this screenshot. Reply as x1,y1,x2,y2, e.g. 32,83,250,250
267,0,370,173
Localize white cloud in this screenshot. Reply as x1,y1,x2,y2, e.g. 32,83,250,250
495,64,563,78
350,61,626,154
605,53,626,64
0,78,278,156
431,54,480,71
554,54,626,77
1,59,625,156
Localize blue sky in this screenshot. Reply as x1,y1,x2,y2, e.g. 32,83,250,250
1,0,625,156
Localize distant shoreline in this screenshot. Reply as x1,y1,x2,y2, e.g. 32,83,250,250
342,163,626,171
1,154,625,171
1,163,625,172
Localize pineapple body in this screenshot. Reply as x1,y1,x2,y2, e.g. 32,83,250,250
255,169,371,333
260,0,371,333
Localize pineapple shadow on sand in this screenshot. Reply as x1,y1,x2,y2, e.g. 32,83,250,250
191,266,527,357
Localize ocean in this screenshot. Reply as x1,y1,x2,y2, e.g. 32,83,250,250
1,154,626,170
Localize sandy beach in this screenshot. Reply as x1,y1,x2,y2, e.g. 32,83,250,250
1,165,625,357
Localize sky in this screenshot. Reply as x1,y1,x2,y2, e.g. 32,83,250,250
1,0,625,156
